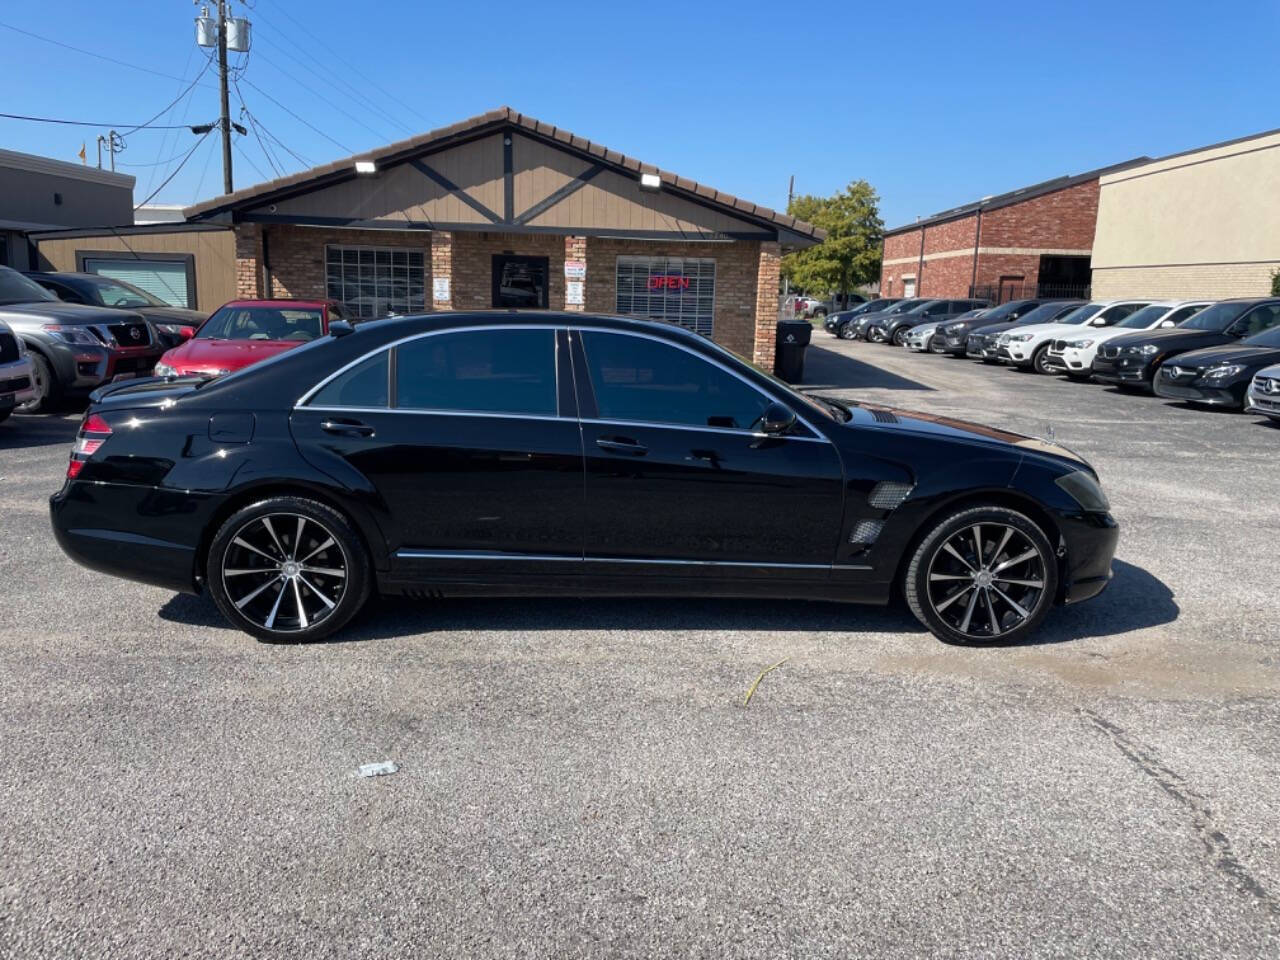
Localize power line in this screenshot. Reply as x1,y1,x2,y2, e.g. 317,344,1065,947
118,55,215,137
238,77,353,155
255,5,431,126
239,104,283,178
252,49,400,144
0,112,199,130
119,148,211,168
250,25,415,137
133,131,213,210
140,46,203,204
233,139,272,185
232,80,314,169
0,20,217,87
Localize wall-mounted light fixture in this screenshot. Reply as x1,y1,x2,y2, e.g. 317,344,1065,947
639,172,661,191
354,160,377,175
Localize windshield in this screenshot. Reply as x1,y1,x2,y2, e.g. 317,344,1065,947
1052,302,1104,326
1180,301,1251,332
1116,305,1172,329
850,299,893,316
977,300,1033,323
885,299,922,315
0,267,57,306
906,300,943,315
1244,325,1280,347
1008,302,1079,326
84,276,168,308
197,305,325,341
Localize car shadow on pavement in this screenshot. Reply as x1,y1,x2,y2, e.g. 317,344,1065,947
801,344,934,392
157,559,1175,646
0,414,80,450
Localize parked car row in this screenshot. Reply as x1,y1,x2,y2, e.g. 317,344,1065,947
824,292,1280,424
0,265,354,427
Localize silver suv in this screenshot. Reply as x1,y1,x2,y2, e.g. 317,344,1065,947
0,319,35,423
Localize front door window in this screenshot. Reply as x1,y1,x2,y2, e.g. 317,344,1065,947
492,255,549,309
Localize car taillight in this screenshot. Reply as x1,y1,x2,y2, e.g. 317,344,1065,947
68,413,112,479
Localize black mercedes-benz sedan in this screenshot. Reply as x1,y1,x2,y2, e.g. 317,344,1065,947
1092,298,1280,390
1153,323,1280,408
50,312,1119,646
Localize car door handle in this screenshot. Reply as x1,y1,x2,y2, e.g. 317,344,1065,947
321,418,375,437
596,437,647,455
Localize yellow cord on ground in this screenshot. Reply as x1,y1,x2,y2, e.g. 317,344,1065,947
742,657,790,707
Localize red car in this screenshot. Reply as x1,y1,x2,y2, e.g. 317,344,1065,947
154,299,348,378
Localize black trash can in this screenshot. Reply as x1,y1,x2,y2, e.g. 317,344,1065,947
775,319,812,384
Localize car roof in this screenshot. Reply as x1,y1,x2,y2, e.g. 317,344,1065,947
222,299,335,308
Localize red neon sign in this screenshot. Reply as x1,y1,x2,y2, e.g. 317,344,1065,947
647,275,690,290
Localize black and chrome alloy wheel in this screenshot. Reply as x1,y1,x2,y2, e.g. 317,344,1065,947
904,505,1058,645
208,496,371,641
222,513,347,633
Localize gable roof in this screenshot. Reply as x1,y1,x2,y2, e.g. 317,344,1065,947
883,157,1151,236
184,107,824,244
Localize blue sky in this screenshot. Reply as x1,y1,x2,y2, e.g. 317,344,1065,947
2,0,1276,228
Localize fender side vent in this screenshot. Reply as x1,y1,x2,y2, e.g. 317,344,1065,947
849,519,885,546
868,481,914,510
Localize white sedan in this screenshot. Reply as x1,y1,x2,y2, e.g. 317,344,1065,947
996,300,1152,374
1043,300,1211,378
1246,362,1280,422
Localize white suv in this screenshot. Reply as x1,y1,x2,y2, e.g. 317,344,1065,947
997,300,1151,374
1044,301,1211,379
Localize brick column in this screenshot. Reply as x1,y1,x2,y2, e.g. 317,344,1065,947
564,235,586,312
234,224,264,298
431,230,453,310
752,241,781,371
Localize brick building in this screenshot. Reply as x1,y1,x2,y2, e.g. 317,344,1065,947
879,159,1147,303
184,107,823,370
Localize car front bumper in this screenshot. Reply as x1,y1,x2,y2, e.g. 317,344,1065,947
1060,511,1121,605
1043,345,1092,374
0,356,36,411
1091,354,1154,388
1153,376,1245,407
44,341,165,395
1246,379,1280,418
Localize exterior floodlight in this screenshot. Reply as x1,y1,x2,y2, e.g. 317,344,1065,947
355,160,377,175
639,172,661,190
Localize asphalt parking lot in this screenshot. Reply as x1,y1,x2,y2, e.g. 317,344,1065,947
2,340,1278,958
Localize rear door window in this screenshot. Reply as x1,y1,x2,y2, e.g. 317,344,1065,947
309,351,389,408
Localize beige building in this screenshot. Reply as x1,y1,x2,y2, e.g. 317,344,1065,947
1091,128,1280,298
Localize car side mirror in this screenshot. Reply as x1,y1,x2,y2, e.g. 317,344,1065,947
1159,319,1175,328
1090,316,1107,326
760,401,797,436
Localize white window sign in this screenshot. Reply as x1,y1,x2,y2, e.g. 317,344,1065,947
433,277,450,302
564,260,586,280
566,281,584,305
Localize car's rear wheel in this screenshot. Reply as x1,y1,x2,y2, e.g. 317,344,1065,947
17,353,57,414
904,505,1058,645
208,496,371,642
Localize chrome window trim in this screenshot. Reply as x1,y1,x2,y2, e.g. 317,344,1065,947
295,322,834,443
305,405,566,423
578,416,827,443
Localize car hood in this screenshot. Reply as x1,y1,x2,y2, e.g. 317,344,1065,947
909,322,941,336
138,306,208,325
1105,327,1231,351
1001,322,1085,339
842,401,1088,467
161,337,304,371
0,301,145,325
968,320,1020,337
1166,343,1280,369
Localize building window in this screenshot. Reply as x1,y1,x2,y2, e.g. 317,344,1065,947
615,256,715,337
325,245,425,320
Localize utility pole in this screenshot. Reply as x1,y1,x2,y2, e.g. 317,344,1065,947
96,130,121,170
216,0,233,193
787,174,794,210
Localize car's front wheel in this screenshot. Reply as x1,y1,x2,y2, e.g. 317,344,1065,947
892,326,910,346
17,353,57,414
904,505,1058,645
838,323,858,340
207,496,372,642
1031,344,1054,374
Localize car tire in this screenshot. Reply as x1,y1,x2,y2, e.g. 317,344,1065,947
892,326,909,346
0,409,10,423
207,496,372,643
839,323,858,341
903,505,1059,646
1031,344,1053,374
17,352,58,414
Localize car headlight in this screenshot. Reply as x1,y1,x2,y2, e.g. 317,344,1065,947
1055,470,1111,513
154,361,177,377
1006,333,1034,343
41,324,99,345
1200,363,1245,383
1066,339,1094,349
1123,343,1160,356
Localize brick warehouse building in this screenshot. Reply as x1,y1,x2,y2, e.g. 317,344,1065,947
181,107,823,370
879,158,1147,303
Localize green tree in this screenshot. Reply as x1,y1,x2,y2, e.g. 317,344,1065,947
1271,268,1280,296
782,180,884,297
